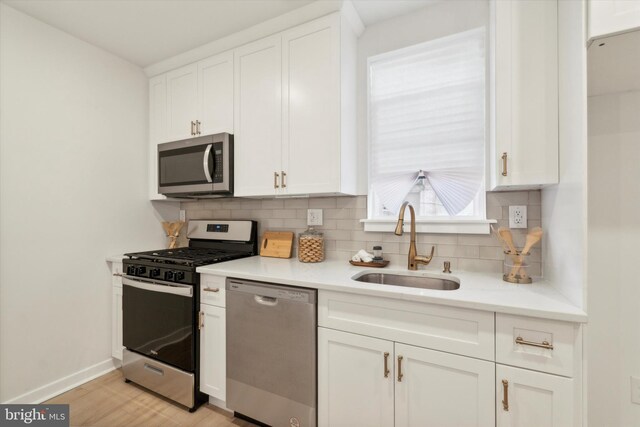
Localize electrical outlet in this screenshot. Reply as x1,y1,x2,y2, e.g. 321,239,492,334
509,205,527,229
631,376,640,405
307,209,323,226
179,210,186,222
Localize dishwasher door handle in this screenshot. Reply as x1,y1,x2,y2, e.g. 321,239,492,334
254,295,278,306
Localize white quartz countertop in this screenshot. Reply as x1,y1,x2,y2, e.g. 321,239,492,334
197,256,587,323
106,254,125,263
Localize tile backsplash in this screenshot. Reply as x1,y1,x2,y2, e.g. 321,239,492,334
181,190,542,276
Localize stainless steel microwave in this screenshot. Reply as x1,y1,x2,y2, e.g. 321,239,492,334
158,133,233,197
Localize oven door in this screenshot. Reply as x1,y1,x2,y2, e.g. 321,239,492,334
158,134,232,196
122,276,195,372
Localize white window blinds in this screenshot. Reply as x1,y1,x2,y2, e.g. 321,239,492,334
368,28,486,218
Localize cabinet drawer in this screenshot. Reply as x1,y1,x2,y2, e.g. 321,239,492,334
201,274,226,307
319,291,495,360
496,314,578,377
111,262,123,287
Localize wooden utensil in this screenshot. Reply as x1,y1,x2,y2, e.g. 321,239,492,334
260,231,294,258
516,227,543,278
162,221,185,249
498,227,523,279
521,227,543,255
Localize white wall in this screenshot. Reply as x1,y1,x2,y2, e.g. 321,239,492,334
540,0,588,310
355,0,489,194
0,4,172,403
587,90,640,427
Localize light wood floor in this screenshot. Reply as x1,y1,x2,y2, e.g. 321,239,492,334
45,369,256,427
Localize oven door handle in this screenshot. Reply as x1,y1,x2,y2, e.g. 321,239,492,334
123,277,193,297
203,144,213,183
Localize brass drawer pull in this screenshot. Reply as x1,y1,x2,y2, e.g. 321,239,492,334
515,336,554,350
196,120,201,135
274,172,280,189
281,171,287,188
501,152,508,176
397,355,403,382
383,352,390,378
198,311,204,330
203,287,220,293
502,379,509,411
190,121,195,136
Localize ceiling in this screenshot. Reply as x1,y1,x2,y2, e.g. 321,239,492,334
2,0,439,68
588,30,640,96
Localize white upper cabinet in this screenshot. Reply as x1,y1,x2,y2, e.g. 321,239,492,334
166,63,198,142
491,0,559,190
198,51,234,136
165,51,234,143
281,16,341,195
589,0,640,41
234,13,358,197
233,35,283,197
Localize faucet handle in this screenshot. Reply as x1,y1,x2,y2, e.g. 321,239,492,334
443,261,452,274
414,246,435,265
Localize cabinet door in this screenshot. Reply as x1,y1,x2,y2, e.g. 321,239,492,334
492,0,558,189
149,74,168,200
496,364,574,427
233,35,282,197
318,328,394,427
199,304,226,400
111,286,123,360
395,343,495,427
281,16,340,195
166,63,198,142
198,51,234,136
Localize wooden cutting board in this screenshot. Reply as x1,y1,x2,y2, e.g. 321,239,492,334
260,231,294,258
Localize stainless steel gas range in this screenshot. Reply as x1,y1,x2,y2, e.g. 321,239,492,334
121,220,257,411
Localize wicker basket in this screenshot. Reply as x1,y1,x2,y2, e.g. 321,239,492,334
298,228,324,263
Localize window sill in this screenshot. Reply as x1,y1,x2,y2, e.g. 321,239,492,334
361,218,497,234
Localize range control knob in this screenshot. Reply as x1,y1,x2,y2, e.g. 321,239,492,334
126,265,137,276
175,271,185,281
136,266,147,276
164,271,174,281
149,268,160,278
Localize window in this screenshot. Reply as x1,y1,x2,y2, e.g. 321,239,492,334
366,28,489,232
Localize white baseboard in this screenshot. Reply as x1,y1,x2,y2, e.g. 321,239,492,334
2,358,118,404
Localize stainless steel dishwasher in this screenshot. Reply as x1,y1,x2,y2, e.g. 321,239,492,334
226,278,317,427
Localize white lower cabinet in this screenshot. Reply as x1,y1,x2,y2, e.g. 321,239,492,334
199,304,226,400
318,328,394,427
395,343,495,427
318,327,495,427
199,274,227,402
496,364,574,427
111,285,123,360
110,261,124,361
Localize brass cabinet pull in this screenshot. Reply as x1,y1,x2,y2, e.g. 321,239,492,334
196,120,201,135
190,121,195,136
501,152,508,176
203,287,219,293
397,356,403,382
502,379,509,411
281,171,287,188
383,352,390,378
274,172,280,189
515,336,554,350
198,311,204,330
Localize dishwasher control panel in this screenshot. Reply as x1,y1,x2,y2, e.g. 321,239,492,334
227,279,316,304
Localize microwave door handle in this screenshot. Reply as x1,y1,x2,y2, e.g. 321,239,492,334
203,144,213,183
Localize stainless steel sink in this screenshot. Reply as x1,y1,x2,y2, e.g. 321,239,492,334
353,272,460,290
